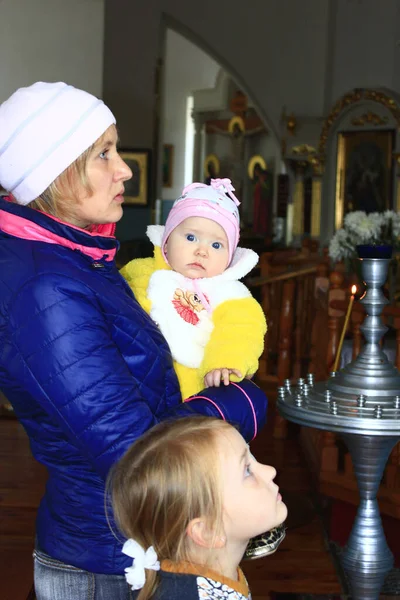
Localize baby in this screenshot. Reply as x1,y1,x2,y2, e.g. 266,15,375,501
122,178,266,400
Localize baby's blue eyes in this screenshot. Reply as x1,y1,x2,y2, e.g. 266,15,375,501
185,234,223,249
99,150,108,160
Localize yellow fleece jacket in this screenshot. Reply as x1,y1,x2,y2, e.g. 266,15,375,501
121,230,266,400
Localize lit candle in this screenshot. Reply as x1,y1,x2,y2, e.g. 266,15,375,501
333,284,357,372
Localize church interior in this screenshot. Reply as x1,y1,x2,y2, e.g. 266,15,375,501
3,0,400,598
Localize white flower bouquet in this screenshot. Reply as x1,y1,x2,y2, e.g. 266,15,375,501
329,210,400,262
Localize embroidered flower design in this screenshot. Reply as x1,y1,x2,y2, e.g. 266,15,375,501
172,288,208,325
197,576,249,599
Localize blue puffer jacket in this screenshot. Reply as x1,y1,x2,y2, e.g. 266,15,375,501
0,198,267,575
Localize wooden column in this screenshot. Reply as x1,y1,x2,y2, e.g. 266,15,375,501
310,158,323,239
303,175,312,236
274,279,296,439
394,153,400,212
311,176,322,238
291,162,306,238
277,173,290,221
293,277,305,379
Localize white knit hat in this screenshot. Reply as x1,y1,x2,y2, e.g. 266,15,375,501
0,82,116,205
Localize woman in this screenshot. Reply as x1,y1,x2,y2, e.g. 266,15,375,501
0,82,268,600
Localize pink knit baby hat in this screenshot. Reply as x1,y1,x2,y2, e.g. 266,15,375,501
0,81,115,205
162,178,240,263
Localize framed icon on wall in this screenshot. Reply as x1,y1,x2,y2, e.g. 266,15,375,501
119,149,151,206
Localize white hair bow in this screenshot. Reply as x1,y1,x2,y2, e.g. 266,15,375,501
122,539,160,590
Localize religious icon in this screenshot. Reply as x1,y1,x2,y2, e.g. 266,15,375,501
228,115,246,136
345,140,386,212
162,144,174,188
248,155,273,238
335,130,394,227
204,154,220,184
119,150,151,206
206,116,265,198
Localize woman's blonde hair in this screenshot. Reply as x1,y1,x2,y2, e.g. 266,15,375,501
109,416,232,600
28,129,109,221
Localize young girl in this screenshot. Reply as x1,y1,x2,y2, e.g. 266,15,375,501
110,416,288,600
121,178,266,400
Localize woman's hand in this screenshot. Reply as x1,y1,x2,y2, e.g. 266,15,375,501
204,368,242,387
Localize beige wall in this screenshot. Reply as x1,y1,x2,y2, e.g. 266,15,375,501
0,0,105,102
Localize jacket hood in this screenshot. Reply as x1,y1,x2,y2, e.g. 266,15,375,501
0,196,118,261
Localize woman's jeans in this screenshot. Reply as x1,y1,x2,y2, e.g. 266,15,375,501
33,547,133,600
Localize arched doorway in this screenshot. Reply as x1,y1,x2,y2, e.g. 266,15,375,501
158,19,280,244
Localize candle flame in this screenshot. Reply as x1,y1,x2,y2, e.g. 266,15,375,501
351,285,357,295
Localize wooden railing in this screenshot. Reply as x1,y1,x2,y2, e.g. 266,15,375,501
248,261,329,437
257,243,329,279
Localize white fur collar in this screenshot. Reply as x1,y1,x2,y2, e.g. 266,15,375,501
146,225,258,281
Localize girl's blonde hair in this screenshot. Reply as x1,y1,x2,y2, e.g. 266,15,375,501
27,128,109,221
109,416,232,600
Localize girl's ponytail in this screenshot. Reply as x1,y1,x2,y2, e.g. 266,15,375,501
137,569,159,600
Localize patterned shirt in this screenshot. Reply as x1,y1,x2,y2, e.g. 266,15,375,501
143,559,251,600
